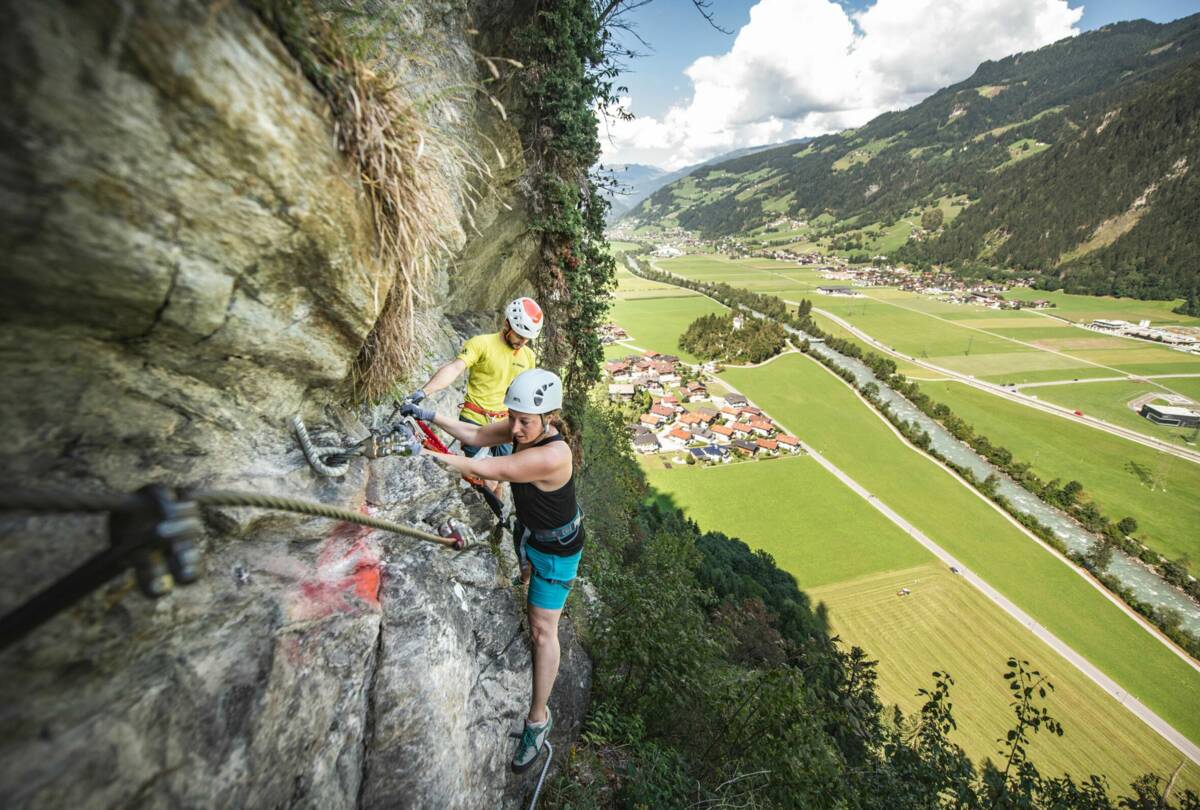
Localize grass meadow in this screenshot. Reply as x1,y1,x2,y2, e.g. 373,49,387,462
812,564,1200,792
644,455,932,589
921,380,1200,567
721,352,1200,745
1028,380,1200,447
602,265,1200,784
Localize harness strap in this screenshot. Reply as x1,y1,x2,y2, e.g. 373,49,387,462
462,400,509,420
525,507,583,544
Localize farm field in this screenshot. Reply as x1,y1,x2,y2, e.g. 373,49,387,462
921,380,1200,568
643,455,931,589
1029,379,1200,447
1002,288,1200,326
721,352,1200,745
607,294,725,362
654,253,1200,386
603,289,1200,786
812,564,1200,792
810,289,1200,384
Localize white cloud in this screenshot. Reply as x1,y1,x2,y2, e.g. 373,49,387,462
599,0,1082,170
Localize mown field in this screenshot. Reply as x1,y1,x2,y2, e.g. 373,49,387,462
655,254,1200,388
1027,379,1200,447
603,266,728,361
1002,288,1200,326
921,380,1200,568
644,455,931,589
602,285,1200,788
721,352,1200,746
811,564,1200,792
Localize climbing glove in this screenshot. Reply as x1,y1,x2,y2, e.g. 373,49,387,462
400,401,436,422
406,389,426,404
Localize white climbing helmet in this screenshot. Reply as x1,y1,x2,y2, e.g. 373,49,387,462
504,296,544,339
504,369,562,414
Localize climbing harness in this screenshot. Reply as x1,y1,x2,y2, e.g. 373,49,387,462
0,484,467,652
511,510,583,590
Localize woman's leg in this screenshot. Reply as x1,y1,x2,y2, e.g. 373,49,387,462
526,605,561,724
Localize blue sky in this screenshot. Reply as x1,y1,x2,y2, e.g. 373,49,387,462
602,0,1200,168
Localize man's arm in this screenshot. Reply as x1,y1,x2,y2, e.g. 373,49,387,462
428,411,512,448
418,358,467,397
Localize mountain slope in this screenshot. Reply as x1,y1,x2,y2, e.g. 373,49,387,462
623,15,1200,296
605,138,810,222
902,57,1199,299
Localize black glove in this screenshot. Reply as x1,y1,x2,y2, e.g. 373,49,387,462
400,401,436,422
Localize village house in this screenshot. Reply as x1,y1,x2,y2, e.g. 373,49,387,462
749,418,775,436
679,412,705,428
719,406,741,422
694,407,718,424
725,393,749,407
755,438,779,454
733,439,759,456
688,445,730,464
639,413,662,428
777,435,800,452
633,433,661,453
709,424,734,444
732,422,755,437
607,383,635,400
651,404,675,419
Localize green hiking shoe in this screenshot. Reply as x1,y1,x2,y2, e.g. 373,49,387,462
511,707,552,773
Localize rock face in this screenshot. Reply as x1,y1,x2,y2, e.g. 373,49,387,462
0,2,587,807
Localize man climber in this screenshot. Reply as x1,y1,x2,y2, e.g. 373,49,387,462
402,368,582,774
404,297,543,494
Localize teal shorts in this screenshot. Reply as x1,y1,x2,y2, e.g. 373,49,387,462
524,544,582,611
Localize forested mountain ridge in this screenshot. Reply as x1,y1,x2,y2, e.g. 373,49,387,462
622,14,1200,297
899,56,1200,299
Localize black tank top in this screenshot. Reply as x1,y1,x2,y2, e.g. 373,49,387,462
511,433,584,556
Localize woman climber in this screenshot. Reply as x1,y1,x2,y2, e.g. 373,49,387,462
401,368,583,773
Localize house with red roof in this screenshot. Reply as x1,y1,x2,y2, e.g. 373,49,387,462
732,422,755,436
679,412,705,427
709,424,734,443
756,438,779,453
777,435,800,452
719,406,741,422
651,404,674,419
749,419,775,437
639,413,662,427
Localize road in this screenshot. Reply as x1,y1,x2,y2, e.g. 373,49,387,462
1014,373,1200,389
717,369,1200,767
810,306,1200,465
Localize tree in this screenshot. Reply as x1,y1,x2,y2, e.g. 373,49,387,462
1085,539,1115,572
921,207,945,231
1117,516,1139,535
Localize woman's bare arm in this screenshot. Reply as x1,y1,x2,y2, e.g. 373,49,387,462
427,444,564,484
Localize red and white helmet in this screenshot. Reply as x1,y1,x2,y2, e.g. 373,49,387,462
505,296,544,339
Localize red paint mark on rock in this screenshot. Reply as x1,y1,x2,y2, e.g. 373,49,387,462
288,507,383,622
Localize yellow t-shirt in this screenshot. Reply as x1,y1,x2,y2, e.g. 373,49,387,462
456,332,536,424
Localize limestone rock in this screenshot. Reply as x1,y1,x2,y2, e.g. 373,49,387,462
0,1,588,808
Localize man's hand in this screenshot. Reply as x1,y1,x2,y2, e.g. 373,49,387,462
400,401,436,422
406,389,426,404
